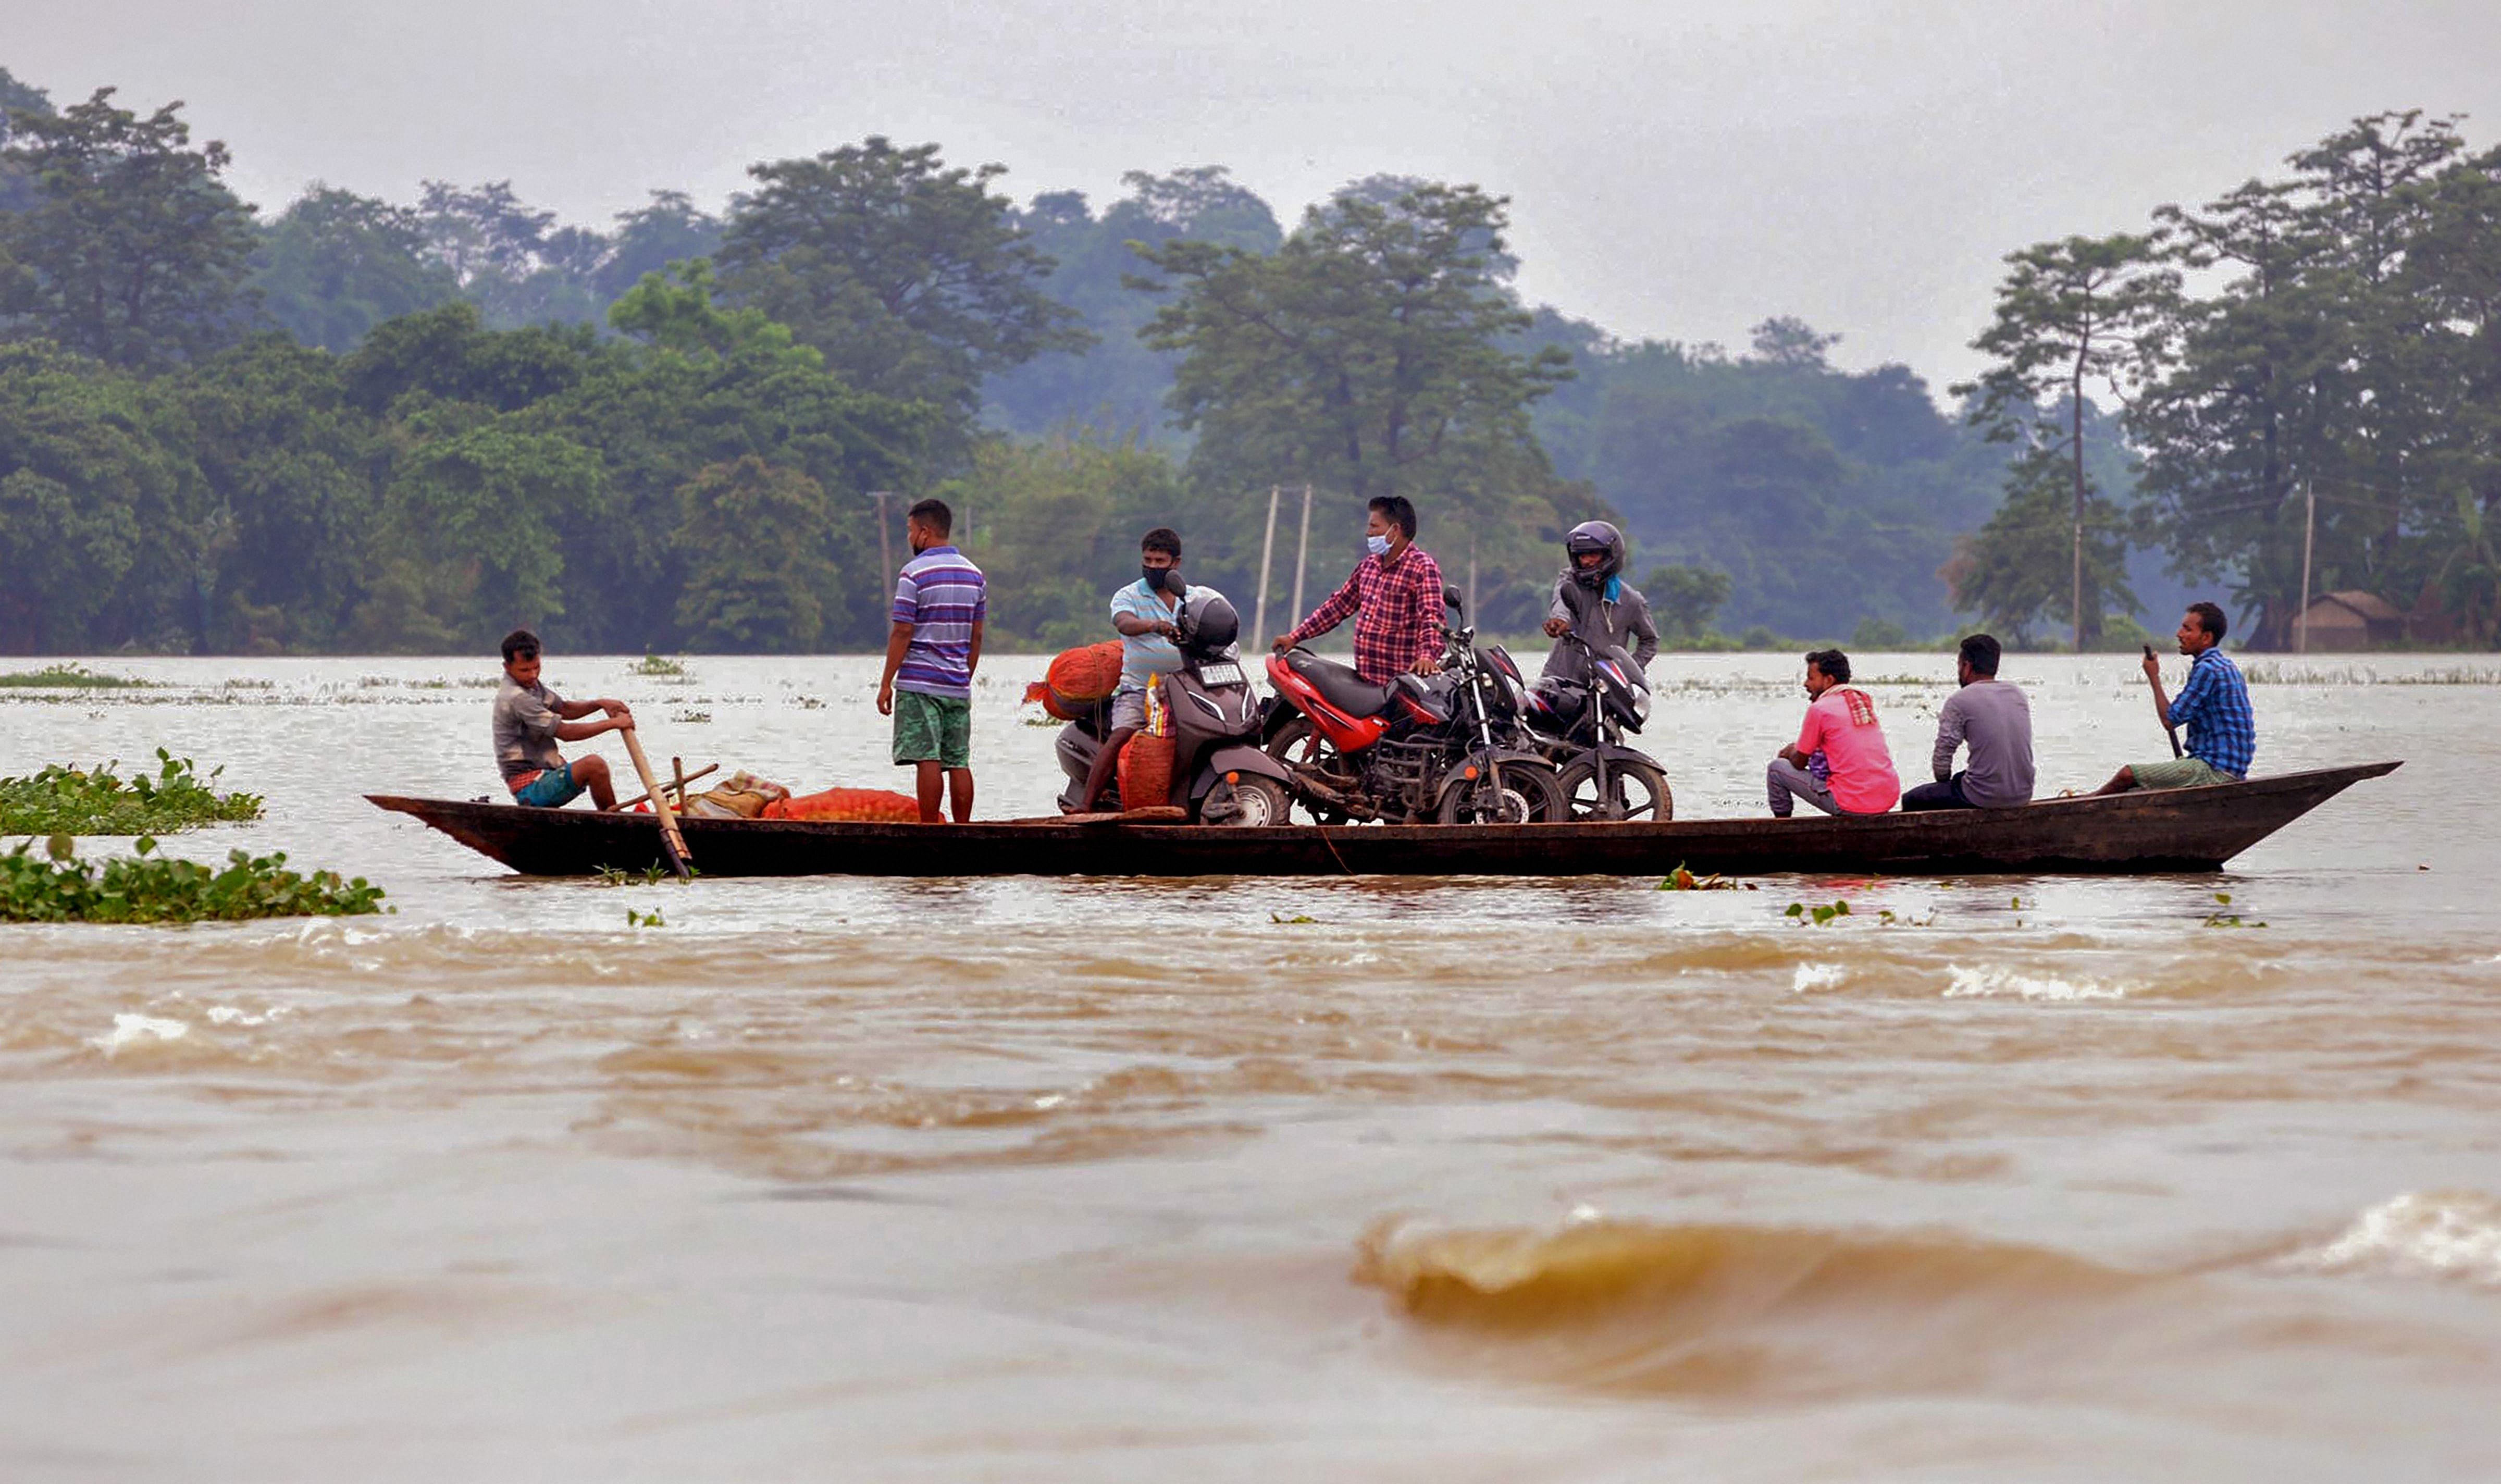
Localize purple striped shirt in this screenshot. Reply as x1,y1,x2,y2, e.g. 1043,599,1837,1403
892,545,986,699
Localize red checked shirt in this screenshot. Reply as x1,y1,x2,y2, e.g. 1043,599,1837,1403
1286,544,1447,684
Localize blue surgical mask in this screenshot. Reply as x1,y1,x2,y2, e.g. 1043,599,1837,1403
1365,534,1393,558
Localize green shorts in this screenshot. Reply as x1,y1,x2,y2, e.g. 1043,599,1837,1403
892,689,972,769
2132,757,2241,790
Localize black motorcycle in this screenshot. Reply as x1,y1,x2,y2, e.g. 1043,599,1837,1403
1525,633,1673,821
1261,585,1567,825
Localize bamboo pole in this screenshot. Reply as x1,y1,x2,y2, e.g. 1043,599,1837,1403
1251,485,1281,653
620,728,692,878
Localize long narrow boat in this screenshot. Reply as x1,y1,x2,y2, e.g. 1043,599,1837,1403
369,760,2397,879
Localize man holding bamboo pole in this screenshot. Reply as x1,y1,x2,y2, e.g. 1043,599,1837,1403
492,628,634,810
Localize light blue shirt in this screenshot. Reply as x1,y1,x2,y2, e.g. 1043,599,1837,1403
1110,578,1184,688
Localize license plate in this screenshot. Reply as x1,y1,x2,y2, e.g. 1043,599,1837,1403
1195,662,1244,686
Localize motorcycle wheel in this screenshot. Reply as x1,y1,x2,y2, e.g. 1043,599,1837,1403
1198,774,1291,827
1556,756,1673,822
1262,713,1351,825
1434,759,1567,824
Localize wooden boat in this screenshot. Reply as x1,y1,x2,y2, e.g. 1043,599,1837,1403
368,760,2397,879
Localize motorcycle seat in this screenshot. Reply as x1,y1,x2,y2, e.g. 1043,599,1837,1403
1285,649,1393,718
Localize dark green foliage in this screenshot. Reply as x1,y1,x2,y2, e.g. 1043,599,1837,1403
673,456,836,651
0,749,263,834
0,89,259,369
985,168,1283,441
1642,563,1733,645
716,137,1090,438
1536,317,2010,639
251,188,461,352
0,662,146,687
0,835,381,923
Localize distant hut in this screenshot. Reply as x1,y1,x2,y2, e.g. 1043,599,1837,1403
2289,590,2408,650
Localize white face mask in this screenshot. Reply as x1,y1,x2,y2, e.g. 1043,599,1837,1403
1365,534,1393,558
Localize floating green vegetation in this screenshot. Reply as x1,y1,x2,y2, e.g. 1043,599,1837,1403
631,653,689,677
672,710,713,724
592,862,691,887
2241,663,2501,686
1658,862,1748,891
220,677,277,691
1269,911,1317,924
626,906,667,928
0,836,385,923
1784,899,1853,925
2202,890,2268,928
0,751,264,835
0,662,150,689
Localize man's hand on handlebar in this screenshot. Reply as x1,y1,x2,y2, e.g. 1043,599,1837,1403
1542,617,1570,637
1413,655,1442,676
1271,634,1293,653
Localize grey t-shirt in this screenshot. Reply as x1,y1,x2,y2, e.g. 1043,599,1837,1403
1933,679,2034,807
493,677,567,782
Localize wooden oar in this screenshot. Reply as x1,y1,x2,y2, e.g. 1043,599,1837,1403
618,727,693,878
2143,645,2183,758
619,762,716,812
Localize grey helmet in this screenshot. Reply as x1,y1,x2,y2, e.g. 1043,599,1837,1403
1566,520,1626,590
1179,591,1241,654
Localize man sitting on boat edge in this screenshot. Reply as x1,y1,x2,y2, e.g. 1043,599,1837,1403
493,628,633,810
2091,601,2254,795
1768,648,1901,818
1903,632,2034,811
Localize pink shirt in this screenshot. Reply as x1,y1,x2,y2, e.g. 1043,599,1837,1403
1797,687,1900,814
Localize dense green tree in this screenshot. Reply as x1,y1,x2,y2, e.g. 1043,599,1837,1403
1956,232,2176,650
594,190,723,303
1943,443,2137,649
672,456,835,651
1137,180,1587,627
0,64,53,213
0,89,259,369
985,167,1283,441
1641,562,1733,644
715,137,1089,437
251,187,461,352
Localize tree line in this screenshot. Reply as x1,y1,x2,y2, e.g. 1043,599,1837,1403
3,61,2493,655
1954,110,2501,650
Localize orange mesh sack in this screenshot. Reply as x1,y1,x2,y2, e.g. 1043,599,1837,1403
1021,640,1127,719
764,787,923,823
1117,732,1174,809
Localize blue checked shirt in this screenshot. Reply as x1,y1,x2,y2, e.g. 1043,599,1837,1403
2170,647,2255,778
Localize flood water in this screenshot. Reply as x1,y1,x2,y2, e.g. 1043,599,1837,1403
4,651,2497,1481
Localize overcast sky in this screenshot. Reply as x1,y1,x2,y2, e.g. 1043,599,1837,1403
11,0,2498,388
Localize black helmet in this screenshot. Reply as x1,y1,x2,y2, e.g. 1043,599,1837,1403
1179,591,1240,653
1566,520,1625,589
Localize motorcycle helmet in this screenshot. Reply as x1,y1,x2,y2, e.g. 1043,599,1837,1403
1179,591,1241,653
1566,521,1625,590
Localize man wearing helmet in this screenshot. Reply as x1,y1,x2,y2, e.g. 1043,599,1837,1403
1079,526,1232,812
1540,521,1659,683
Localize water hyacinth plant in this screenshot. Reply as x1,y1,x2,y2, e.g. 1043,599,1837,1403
0,836,386,923
0,750,265,835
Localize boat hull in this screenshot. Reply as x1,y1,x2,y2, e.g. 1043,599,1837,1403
367,761,2398,879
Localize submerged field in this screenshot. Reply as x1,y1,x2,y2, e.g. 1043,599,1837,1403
3,653,2496,1481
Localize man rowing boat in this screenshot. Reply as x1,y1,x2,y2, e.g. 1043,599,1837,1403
2091,602,2254,795
492,628,633,810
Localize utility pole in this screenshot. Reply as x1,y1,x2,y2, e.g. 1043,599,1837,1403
869,490,895,579
2297,479,2316,654
1252,486,1281,654
1290,483,1314,622
1468,535,1478,621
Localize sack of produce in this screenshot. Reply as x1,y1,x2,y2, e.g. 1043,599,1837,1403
764,787,923,823
695,771,790,818
1021,641,1125,720
1117,731,1174,810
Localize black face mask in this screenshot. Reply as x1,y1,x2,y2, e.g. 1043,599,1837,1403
1142,565,1182,595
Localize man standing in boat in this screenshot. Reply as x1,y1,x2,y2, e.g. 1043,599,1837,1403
1767,648,1900,817
876,498,986,823
1902,633,2034,810
1271,496,1445,683
492,628,633,810
2091,602,2254,794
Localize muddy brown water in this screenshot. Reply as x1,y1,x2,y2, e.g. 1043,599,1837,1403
3,653,2496,1481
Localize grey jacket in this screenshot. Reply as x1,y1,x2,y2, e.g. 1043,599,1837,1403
1542,575,1659,680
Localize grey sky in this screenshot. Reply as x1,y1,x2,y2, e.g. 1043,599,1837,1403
12,0,2498,389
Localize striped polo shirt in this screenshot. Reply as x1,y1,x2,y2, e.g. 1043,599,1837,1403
891,545,987,700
